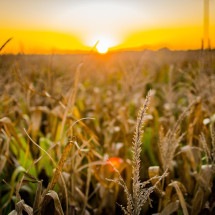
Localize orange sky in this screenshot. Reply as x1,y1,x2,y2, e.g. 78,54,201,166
0,1,215,54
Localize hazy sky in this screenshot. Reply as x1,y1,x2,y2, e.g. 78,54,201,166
0,0,214,53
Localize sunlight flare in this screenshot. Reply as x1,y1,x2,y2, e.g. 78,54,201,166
96,41,109,54
86,34,119,54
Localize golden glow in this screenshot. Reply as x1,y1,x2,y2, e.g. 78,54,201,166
0,29,87,54
0,1,215,53
1,24,215,54
115,25,215,51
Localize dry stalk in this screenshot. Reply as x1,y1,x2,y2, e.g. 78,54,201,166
132,90,151,215
0,38,12,52
108,90,168,215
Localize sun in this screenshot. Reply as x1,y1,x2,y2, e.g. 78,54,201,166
85,35,118,54
96,41,109,54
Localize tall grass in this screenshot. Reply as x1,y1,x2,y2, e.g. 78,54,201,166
0,50,215,214
111,90,168,215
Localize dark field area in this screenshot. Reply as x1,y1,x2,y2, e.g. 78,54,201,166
0,49,215,215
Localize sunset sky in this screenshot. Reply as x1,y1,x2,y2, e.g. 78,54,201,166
0,0,215,54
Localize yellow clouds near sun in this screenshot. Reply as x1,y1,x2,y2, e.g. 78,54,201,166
1,23,215,54
0,29,86,54
116,25,215,50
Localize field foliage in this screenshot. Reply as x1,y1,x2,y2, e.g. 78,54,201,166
0,49,215,214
